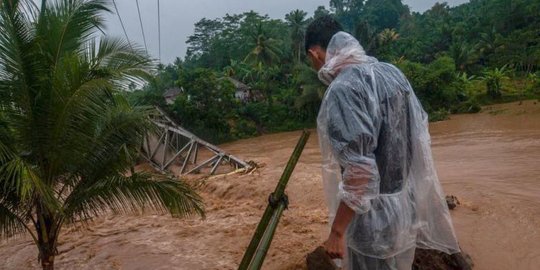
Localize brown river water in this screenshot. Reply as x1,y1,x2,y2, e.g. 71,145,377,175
1,100,539,269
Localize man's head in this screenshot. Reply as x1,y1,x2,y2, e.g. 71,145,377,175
305,15,344,71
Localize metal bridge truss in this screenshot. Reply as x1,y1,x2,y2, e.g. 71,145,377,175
141,107,250,175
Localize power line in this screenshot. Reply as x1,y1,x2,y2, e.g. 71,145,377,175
157,0,161,62
112,0,133,50
135,0,148,54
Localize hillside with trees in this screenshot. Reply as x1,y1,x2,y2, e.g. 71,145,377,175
130,0,540,144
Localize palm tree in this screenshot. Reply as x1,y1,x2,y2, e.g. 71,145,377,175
244,23,282,67
449,41,478,71
354,20,378,55
285,9,308,63
223,59,250,78
378,28,400,46
478,27,504,55
376,28,399,59
0,1,204,269
477,27,504,66
294,63,326,118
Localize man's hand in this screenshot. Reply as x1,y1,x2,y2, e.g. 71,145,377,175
323,229,345,259
323,201,355,259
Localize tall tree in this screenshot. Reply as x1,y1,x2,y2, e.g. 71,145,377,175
448,41,478,71
244,23,282,67
285,9,308,63
376,28,400,60
314,5,330,19
354,20,378,54
185,18,223,60
361,0,408,31
294,64,326,119
330,0,364,31
0,1,204,269
173,69,237,142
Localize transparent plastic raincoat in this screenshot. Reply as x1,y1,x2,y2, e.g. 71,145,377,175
317,32,460,268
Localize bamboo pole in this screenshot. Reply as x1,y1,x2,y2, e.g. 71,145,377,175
272,130,310,200
237,204,275,269
238,130,310,270
248,201,286,270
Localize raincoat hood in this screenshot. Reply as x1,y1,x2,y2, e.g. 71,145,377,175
318,31,378,85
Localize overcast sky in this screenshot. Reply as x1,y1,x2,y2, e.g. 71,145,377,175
98,0,469,64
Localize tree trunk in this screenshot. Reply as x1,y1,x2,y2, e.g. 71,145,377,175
40,252,55,270
36,205,59,270
38,228,57,270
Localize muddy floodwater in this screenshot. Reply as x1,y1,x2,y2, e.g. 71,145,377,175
429,100,540,270
1,100,539,270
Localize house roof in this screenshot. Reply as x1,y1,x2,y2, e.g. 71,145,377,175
227,77,250,91
163,87,182,98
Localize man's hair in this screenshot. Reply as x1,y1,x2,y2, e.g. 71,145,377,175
304,15,344,52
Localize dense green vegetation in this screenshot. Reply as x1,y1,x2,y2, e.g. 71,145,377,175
131,0,540,143
0,1,203,269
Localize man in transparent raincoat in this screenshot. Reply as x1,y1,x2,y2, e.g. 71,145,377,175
305,16,460,269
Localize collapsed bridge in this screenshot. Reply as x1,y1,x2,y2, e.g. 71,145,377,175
140,107,251,176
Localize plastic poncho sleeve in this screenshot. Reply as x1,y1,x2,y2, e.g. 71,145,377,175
324,80,381,214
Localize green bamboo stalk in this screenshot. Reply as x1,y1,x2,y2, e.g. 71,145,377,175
238,203,275,268
248,201,287,270
272,130,311,200
238,130,310,270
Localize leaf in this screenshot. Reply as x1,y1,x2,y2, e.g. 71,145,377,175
63,173,205,222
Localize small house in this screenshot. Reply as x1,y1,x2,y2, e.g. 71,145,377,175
227,78,250,102
163,87,183,105
227,78,263,103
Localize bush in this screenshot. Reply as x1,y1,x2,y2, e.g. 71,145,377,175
397,56,465,115
232,119,258,138
526,72,540,94
429,109,450,122
481,66,510,99
170,68,238,144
